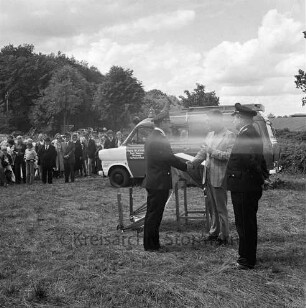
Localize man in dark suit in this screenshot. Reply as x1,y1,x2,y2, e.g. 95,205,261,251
40,137,57,184
62,133,76,183
143,112,188,252
87,134,96,176
74,135,83,176
104,130,117,149
226,103,269,270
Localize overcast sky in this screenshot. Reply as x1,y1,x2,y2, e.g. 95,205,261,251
0,0,305,115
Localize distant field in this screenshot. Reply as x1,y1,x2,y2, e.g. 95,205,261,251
0,175,305,307
270,117,306,132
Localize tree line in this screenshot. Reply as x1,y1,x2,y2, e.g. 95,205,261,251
0,44,220,134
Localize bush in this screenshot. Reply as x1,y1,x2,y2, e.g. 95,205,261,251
276,130,306,174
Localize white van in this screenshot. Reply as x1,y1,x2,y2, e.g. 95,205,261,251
99,104,280,187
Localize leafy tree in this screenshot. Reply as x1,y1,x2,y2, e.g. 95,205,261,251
0,44,105,133
294,69,306,106
179,83,219,108
140,89,168,118
30,65,89,133
94,66,145,130
138,90,182,120
0,44,54,131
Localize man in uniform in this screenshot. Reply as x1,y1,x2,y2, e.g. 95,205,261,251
188,110,236,245
226,103,269,270
143,112,188,252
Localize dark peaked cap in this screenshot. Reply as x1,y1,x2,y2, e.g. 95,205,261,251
232,103,257,118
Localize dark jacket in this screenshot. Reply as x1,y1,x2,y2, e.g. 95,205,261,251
62,141,75,164
104,137,117,149
74,140,83,160
40,144,57,168
87,139,96,159
14,143,26,163
35,141,44,165
226,124,269,192
144,128,187,190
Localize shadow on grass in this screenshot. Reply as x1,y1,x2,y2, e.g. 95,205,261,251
258,248,304,269
258,232,305,269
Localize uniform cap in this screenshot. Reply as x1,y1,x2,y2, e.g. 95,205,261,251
232,103,257,118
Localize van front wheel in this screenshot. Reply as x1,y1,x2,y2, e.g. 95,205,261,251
109,167,130,187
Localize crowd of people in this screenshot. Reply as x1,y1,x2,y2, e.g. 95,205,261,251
0,129,124,187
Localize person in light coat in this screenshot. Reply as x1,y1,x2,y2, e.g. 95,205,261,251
188,110,235,245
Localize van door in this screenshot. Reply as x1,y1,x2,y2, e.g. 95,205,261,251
126,125,154,178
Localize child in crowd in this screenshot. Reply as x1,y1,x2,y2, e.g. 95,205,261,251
24,139,38,185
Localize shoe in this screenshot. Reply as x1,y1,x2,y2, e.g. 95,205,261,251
235,262,254,270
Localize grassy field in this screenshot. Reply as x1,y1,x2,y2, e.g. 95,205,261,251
0,174,305,307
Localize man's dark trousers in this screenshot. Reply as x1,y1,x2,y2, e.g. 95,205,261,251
144,189,169,250
231,190,262,268
64,161,75,182
15,160,26,184
42,165,53,184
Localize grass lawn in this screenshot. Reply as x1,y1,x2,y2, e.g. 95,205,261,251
0,174,305,307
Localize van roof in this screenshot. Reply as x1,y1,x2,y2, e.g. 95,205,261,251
137,104,266,128
173,104,265,114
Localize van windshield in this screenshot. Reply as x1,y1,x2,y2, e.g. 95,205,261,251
125,126,154,145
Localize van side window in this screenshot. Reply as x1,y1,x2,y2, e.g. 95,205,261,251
170,126,188,140
129,127,153,144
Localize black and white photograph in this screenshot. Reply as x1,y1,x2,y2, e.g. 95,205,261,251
0,0,305,307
